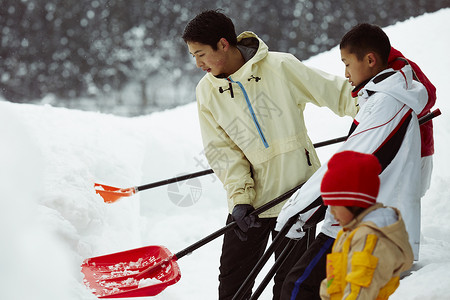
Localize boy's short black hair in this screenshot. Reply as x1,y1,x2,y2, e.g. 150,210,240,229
182,9,238,50
340,23,391,66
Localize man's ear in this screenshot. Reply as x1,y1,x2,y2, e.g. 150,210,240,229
217,38,230,51
366,52,377,67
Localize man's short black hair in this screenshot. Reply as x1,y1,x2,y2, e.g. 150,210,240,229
340,23,391,66
182,9,238,50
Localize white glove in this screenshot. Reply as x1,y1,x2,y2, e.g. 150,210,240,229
285,217,306,239
277,201,323,240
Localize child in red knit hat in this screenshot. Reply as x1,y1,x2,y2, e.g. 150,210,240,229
319,151,413,300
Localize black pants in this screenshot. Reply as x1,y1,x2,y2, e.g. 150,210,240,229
280,233,335,300
218,215,310,300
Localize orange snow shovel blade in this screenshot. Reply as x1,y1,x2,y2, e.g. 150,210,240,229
81,245,181,298
94,183,136,203
94,169,215,203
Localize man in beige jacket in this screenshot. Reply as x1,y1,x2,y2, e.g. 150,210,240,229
182,10,357,299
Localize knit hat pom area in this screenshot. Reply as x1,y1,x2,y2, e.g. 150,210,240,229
320,151,381,208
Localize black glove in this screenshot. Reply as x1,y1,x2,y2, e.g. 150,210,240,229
231,204,262,241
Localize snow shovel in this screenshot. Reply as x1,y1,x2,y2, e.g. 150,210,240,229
82,183,304,298
94,108,440,204
95,169,213,203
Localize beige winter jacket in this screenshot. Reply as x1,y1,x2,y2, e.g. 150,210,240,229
196,32,357,217
320,203,414,300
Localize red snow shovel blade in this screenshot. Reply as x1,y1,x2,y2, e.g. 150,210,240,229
81,245,181,298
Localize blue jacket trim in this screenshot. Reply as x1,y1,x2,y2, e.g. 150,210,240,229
228,77,269,148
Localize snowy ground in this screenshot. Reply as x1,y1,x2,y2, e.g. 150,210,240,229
0,8,449,300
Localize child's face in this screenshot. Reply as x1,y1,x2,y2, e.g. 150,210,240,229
187,41,228,77
340,47,374,87
329,206,354,226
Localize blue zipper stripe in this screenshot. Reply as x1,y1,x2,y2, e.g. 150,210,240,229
228,77,269,148
290,237,334,299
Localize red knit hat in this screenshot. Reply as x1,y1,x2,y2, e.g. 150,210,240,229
321,151,381,208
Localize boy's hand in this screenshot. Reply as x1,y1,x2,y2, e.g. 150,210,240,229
231,204,262,241
286,217,306,239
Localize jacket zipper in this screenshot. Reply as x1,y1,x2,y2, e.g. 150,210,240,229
227,76,269,148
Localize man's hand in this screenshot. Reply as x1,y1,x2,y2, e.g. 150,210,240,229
231,204,262,241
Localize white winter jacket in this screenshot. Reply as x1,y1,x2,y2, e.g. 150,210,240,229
196,32,357,217
276,65,427,259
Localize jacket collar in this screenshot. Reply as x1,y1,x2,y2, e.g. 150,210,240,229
351,78,371,98
205,31,268,87
342,203,384,231
352,69,397,98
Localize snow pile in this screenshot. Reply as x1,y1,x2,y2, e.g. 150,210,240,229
0,8,449,300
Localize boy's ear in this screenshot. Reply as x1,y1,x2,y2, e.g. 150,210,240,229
217,38,230,51
366,52,377,67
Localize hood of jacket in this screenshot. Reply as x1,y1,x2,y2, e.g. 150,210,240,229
358,65,428,115
204,31,268,89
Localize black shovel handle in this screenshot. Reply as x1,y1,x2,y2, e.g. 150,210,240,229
135,169,214,192
173,183,304,260
134,109,440,193
133,137,346,192
135,183,305,279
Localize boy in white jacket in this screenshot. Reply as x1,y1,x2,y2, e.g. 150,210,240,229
276,23,427,299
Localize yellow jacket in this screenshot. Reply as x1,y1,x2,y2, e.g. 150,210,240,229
196,32,357,217
320,204,414,300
